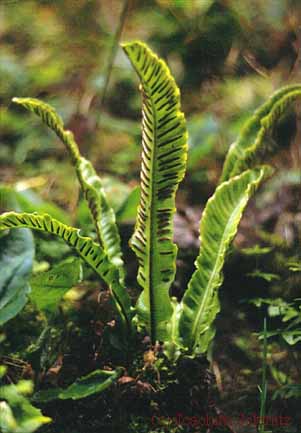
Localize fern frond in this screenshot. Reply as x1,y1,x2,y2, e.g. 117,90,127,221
0,212,132,332
12,98,80,164
76,158,124,272
221,84,301,182
122,41,188,342
12,97,124,280
179,166,272,353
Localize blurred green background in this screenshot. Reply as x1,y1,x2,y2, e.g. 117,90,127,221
1,0,301,205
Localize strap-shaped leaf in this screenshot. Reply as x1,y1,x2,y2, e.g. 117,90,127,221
0,212,131,332
12,97,124,280
33,368,124,402
76,158,124,273
179,166,271,353
59,368,124,400
221,84,301,182
12,98,80,164
122,41,188,342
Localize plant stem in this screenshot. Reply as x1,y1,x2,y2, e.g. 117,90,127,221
258,317,268,433
98,0,130,113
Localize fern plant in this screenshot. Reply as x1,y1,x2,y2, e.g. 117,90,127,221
1,41,300,391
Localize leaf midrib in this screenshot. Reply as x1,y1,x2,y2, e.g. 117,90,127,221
145,84,158,343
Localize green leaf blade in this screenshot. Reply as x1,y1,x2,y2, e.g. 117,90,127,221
122,41,188,342
0,228,34,326
33,369,123,402
179,167,271,353
0,212,132,334
59,368,123,400
0,187,34,325
76,157,124,275
29,259,82,314
12,97,80,163
0,378,51,433
221,84,301,182
12,97,125,283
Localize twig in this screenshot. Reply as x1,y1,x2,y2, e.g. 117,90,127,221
97,0,130,116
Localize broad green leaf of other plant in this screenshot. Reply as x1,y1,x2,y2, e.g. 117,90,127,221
0,368,51,433
179,166,272,353
122,41,188,342
221,84,301,182
0,212,132,334
29,259,82,314
0,187,34,325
